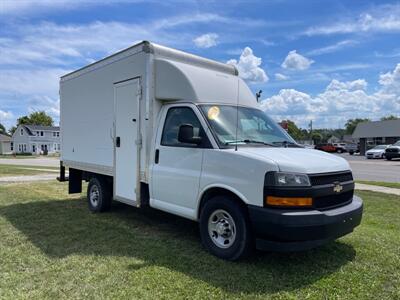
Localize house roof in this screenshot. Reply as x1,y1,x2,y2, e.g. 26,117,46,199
0,133,11,142
22,125,60,136
352,120,400,138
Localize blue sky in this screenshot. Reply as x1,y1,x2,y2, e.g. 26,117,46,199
0,0,399,130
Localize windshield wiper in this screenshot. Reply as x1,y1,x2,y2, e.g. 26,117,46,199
272,141,301,148
225,139,277,147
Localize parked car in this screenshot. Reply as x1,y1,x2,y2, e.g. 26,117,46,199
345,143,359,155
385,140,400,160
333,143,347,153
365,145,389,159
315,143,337,152
59,41,363,260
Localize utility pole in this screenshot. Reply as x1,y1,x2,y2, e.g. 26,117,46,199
309,120,313,145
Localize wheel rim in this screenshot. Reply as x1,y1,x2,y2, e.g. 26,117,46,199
89,185,100,207
208,209,236,249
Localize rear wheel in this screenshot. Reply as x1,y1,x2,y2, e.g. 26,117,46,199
87,177,112,212
199,196,253,261
386,157,392,161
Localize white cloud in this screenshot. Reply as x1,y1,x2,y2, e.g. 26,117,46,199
307,40,357,56
275,73,289,81
193,33,219,48
379,63,400,88
0,68,69,96
281,50,314,70
227,47,268,83
305,5,400,36
0,110,14,130
261,64,400,128
326,79,367,91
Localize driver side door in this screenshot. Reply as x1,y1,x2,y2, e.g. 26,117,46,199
150,105,212,219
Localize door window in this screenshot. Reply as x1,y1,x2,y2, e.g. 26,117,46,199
161,107,210,148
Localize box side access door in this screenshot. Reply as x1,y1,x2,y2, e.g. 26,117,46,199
113,78,141,206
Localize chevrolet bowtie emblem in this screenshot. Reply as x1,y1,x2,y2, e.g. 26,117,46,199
333,182,343,193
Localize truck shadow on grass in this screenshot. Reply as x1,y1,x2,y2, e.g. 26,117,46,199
0,197,356,294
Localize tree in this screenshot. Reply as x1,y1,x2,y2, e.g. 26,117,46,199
8,126,16,136
345,118,370,134
311,132,323,144
20,111,54,126
0,122,6,135
281,120,305,141
380,115,399,121
15,111,54,128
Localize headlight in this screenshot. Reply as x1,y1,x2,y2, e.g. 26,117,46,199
268,172,311,187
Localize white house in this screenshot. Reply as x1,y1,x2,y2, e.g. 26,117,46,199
12,125,61,154
0,133,12,155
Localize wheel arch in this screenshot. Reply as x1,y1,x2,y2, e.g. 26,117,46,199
196,184,249,220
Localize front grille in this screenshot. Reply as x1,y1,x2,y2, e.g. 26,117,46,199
309,171,353,186
386,148,399,153
314,190,353,210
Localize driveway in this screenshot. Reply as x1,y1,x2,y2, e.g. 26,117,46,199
0,157,59,167
336,153,400,183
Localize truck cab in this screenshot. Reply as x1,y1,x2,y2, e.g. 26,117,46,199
60,41,363,260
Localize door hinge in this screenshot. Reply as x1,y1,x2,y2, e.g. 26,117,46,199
137,85,142,98
135,138,142,146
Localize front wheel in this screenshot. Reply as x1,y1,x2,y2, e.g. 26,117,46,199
199,196,253,261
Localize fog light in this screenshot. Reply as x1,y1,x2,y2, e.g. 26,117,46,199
266,196,312,207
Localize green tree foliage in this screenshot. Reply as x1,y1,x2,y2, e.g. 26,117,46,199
8,126,16,135
380,115,399,121
0,123,6,134
18,111,54,126
286,120,305,141
345,118,370,134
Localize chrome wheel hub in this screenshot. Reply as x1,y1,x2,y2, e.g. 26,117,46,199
90,185,100,207
208,209,236,249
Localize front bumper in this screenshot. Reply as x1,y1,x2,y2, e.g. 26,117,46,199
366,152,383,158
248,196,363,252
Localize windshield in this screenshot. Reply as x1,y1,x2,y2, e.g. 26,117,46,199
394,141,400,146
373,145,387,149
200,105,296,146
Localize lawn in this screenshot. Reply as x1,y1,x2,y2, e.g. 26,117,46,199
0,164,59,177
0,182,399,299
356,180,400,189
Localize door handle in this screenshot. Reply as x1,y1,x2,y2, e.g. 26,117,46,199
116,137,121,147
155,149,159,164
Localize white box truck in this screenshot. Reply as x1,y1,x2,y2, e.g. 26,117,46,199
60,41,363,260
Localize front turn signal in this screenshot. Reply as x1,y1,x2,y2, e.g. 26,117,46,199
266,196,312,207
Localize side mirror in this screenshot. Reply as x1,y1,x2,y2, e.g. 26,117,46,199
178,124,202,145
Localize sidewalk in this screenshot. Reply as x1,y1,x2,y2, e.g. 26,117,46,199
355,183,400,196
0,174,58,184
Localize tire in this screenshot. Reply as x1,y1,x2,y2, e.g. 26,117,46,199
87,177,112,212
199,196,253,261
349,151,354,155
337,149,343,153
386,157,392,161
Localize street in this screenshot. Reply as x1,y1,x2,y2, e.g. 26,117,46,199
0,157,59,167
336,153,400,183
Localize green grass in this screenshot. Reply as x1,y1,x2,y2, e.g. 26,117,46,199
356,180,400,189
0,183,399,299
0,164,59,177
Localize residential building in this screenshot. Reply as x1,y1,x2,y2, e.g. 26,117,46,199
0,133,12,154
12,125,61,154
352,119,400,155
